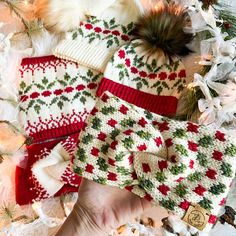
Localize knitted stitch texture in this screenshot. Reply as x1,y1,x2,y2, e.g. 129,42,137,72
97,40,187,116
73,92,236,232
54,16,137,72
16,55,103,205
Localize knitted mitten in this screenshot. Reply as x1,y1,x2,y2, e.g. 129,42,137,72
53,0,144,71
16,55,102,205
97,40,187,116
73,92,236,232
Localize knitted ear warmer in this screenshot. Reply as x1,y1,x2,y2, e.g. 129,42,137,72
73,92,236,232
16,55,102,205
97,40,187,116
54,0,144,72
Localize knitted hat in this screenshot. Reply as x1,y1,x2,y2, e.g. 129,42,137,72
53,0,144,72
97,40,187,116
96,4,194,116
16,55,102,205
73,92,236,232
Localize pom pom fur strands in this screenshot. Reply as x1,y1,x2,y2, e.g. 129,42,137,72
134,2,194,57
34,0,116,32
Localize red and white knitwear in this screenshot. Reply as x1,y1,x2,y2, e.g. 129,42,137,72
97,40,187,116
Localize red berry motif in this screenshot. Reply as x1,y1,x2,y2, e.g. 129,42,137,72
108,172,117,181
194,185,206,196
168,72,177,81
76,84,86,91
215,131,226,142
188,141,198,152
189,160,194,169
94,27,102,33
142,163,151,173
65,87,74,93
179,200,190,210
157,121,170,132
159,72,167,80
131,67,138,74
121,35,129,41
119,105,129,114
139,71,147,77
158,184,170,195
138,144,147,151
91,107,98,116
112,30,120,36
212,150,223,161
87,83,97,89
85,23,93,30
144,194,153,201
85,164,94,173
118,50,126,59
107,119,117,127
178,69,186,78
125,59,131,67
206,169,217,180
103,30,110,34
42,91,51,97
101,93,110,102
165,138,173,147
138,117,148,127
123,129,133,135
91,147,99,157
187,122,199,133
30,92,40,99
54,89,63,95
108,158,116,166
97,132,106,141
128,155,134,165
154,137,163,147
158,160,168,171
148,73,157,79
110,141,118,150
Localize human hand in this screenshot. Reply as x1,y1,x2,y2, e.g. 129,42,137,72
56,179,152,236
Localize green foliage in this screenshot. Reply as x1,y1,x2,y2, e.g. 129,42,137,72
91,117,102,130
175,183,188,197
170,163,186,175
82,134,93,144
199,197,213,211
175,144,188,156
209,183,226,195
220,162,233,177
156,172,167,182
160,199,176,211
122,137,134,149
187,172,202,182
136,131,152,140
110,129,120,140
139,178,154,191
77,148,87,162
198,135,214,148
225,144,236,156
196,152,208,167
97,158,108,172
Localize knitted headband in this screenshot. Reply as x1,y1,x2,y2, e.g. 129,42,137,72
54,0,144,72
73,92,236,232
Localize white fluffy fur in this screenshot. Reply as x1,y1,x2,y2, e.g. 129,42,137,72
35,0,144,32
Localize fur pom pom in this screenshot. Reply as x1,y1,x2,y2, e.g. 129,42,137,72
134,3,193,57
200,0,218,9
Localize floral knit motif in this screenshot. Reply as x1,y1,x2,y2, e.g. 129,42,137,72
70,16,134,48
18,56,103,141
73,92,236,232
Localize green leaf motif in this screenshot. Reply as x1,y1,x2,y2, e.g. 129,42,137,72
220,162,233,177
225,144,236,156
92,117,102,130
73,166,83,175
187,172,202,182
196,152,208,167
173,129,187,138
175,144,188,156
198,197,213,211
101,144,110,155
175,183,188,197
209,183,226,195
136,131,152,140
156,172,166,182
120,118,136,128
80,96,86,104
72,31,78,40
101,106,116,115
34,104,41,114
82,134,94,145
122,137,134,149
144,111,153,120
77,148,87,162
20,81,26,90
115,152,125,162
139,178,154,191
170,163,186,175
110,129,120,140
97,158,108,172
198,135,214,148
160,199,176,211
57,101,64,110
42,77,49,85
117,167,130,175
94,177,106,185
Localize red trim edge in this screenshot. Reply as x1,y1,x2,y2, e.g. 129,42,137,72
97,78,178,116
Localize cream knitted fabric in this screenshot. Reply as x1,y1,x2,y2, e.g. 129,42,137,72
97,40,187,116
54,0,144,72
73,92,236,232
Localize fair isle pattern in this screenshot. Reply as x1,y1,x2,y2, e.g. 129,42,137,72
101,40,187,96
54,16,136,72
70,16,133,48
31,135,80,201
18,56,103,141
73,92,236,232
